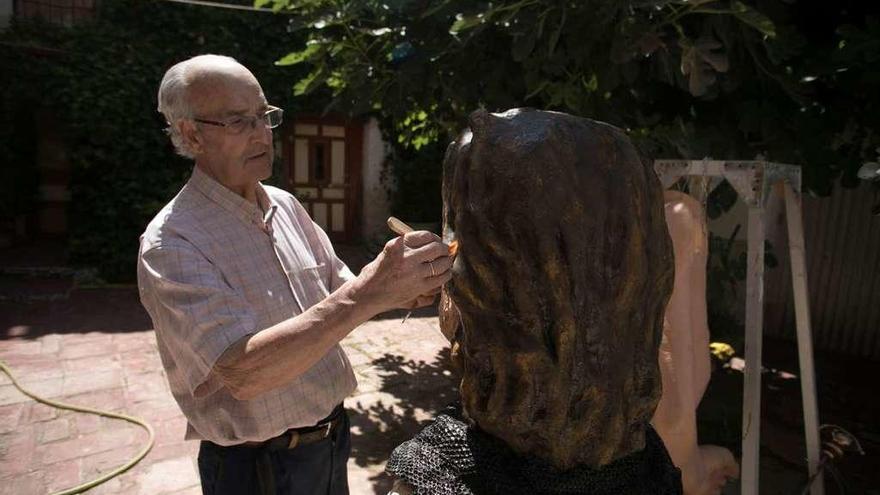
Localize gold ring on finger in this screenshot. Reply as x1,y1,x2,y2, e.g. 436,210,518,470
429,261,436,277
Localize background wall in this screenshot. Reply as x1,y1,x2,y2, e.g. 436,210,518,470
360,118,391,246
704,181,880,359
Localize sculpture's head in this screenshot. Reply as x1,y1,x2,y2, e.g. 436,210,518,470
441,108,674,469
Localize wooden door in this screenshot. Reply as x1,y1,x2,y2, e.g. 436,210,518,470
283,116,362,242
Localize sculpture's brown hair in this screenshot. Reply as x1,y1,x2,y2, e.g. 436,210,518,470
442,108,674,469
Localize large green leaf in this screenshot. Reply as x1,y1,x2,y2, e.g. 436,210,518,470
293,66,327,95
731,1,776,37
449,14,484,34
275,42,322,66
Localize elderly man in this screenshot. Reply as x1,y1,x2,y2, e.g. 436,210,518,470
137,54,452,495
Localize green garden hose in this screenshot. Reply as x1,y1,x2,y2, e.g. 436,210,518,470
0,360,155,495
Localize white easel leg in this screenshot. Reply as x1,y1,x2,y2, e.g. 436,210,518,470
783,183,824,495
741,205,765,495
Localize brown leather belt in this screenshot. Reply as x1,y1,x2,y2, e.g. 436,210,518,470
243,404,345,450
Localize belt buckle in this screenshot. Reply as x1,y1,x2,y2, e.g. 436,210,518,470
287,431,300,449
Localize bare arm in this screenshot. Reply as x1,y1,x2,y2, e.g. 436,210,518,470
207,231,453,400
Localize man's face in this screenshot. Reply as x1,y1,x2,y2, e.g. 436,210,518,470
187,70,274,189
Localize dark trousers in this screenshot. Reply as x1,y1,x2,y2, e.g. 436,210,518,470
197,411,351,495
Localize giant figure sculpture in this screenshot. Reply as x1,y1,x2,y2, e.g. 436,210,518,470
387,108,682,494
652,190,739,495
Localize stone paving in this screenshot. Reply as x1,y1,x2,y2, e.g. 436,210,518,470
0,288,457,495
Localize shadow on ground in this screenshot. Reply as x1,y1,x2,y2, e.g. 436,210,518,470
0,288,152,339
347,349,460,495
0,243,375,339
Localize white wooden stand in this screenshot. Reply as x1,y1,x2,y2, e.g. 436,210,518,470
654,160,823,495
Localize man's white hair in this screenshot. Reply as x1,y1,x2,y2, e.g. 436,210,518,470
157,54,242,158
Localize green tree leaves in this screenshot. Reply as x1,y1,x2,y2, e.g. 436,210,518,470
266,0,880,201
449,14,484,34
275,42,322,66
293,66,327,95
730,1,776,37
680,36,730,96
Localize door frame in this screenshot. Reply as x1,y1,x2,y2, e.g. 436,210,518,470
281,114,364,243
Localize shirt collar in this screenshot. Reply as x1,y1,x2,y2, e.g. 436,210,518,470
189,166,278,231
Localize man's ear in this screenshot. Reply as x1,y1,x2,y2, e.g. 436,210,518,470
179,120,204,155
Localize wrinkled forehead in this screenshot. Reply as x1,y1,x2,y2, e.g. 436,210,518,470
187,64,267,117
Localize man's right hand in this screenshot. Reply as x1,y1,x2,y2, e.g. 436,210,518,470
354,231,454,315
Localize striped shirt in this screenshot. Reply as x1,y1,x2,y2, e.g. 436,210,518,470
137,166,357,445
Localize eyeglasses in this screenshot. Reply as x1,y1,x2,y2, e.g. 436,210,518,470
194,106,284,135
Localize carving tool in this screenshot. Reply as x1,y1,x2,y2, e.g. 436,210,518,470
387,217,458,324
387,217,416,323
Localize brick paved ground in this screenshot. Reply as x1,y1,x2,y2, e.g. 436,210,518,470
0,287,457,495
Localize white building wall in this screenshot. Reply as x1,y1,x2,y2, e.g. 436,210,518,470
360,118,391,244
